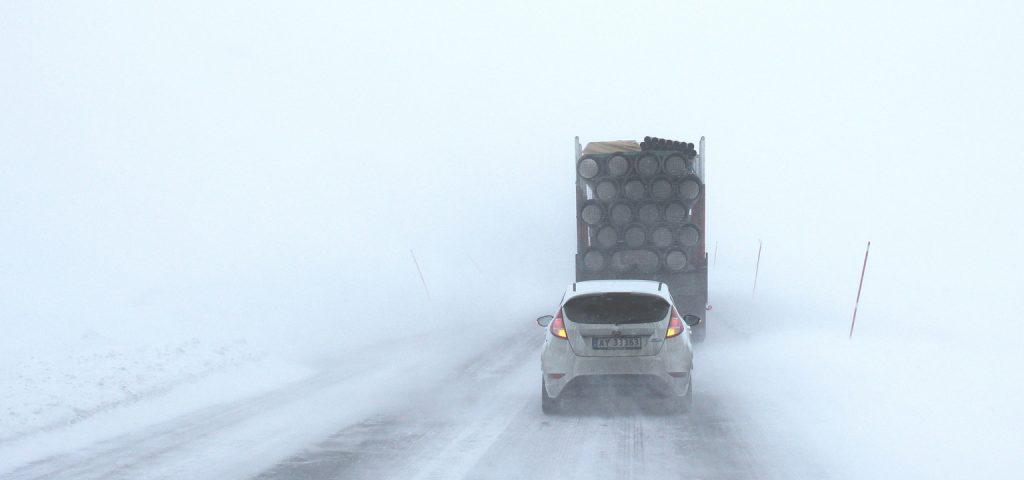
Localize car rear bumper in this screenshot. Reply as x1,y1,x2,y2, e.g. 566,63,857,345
553,373,688,399
543,353,691,398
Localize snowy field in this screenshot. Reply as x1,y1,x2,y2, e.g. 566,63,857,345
1,334,265,441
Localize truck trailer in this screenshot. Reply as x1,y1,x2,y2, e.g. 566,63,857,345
573,136,708,341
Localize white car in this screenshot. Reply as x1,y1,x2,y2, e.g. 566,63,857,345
536,280,701,414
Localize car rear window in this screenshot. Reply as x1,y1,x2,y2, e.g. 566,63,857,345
563,293,670,324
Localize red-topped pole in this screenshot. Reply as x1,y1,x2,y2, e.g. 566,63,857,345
410,249,431,302
849,242,871,339
752,240,763,298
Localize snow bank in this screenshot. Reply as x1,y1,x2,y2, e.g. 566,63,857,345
0,331,308,443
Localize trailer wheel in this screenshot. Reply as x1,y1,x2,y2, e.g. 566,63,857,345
691,321,706,343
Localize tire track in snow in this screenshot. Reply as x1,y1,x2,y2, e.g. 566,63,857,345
625,415,645,480
253,326,540,480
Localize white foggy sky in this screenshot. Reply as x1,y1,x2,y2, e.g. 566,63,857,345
2,1,1023,345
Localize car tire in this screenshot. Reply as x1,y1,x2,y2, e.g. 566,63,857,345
679,375,693,413
663,374,693,415
541,377,561,415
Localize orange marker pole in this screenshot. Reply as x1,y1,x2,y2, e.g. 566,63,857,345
752,240,762,298
849,242,872,339
410,249,431,302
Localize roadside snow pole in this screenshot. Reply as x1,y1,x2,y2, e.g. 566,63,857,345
410,249,432,302
466,254,483,274
752,239,763,298
848,241,872,339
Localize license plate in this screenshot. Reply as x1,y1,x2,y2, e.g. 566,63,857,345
591,336,643,350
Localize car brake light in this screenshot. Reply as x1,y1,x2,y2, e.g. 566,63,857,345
666,308,684,338
550,310,568,339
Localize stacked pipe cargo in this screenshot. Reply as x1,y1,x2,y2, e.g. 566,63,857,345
640,136,697,155
572,135,708,342
574,137,705,280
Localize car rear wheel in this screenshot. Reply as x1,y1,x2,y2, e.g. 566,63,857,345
661,375,693,415
541,377,561,414
677,375,693,413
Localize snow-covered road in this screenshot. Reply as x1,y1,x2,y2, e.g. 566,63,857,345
255,322,826,480
5,293,1024,480
2,311,834,480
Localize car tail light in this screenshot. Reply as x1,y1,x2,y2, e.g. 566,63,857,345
550,310,568,339
666,308,684,338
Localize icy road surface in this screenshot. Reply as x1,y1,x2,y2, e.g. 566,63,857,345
1,312,832,480
253,326,827,480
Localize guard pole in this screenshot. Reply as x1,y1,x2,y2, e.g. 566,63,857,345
848,241,872,339
752,239,763,298
410,249,432,301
